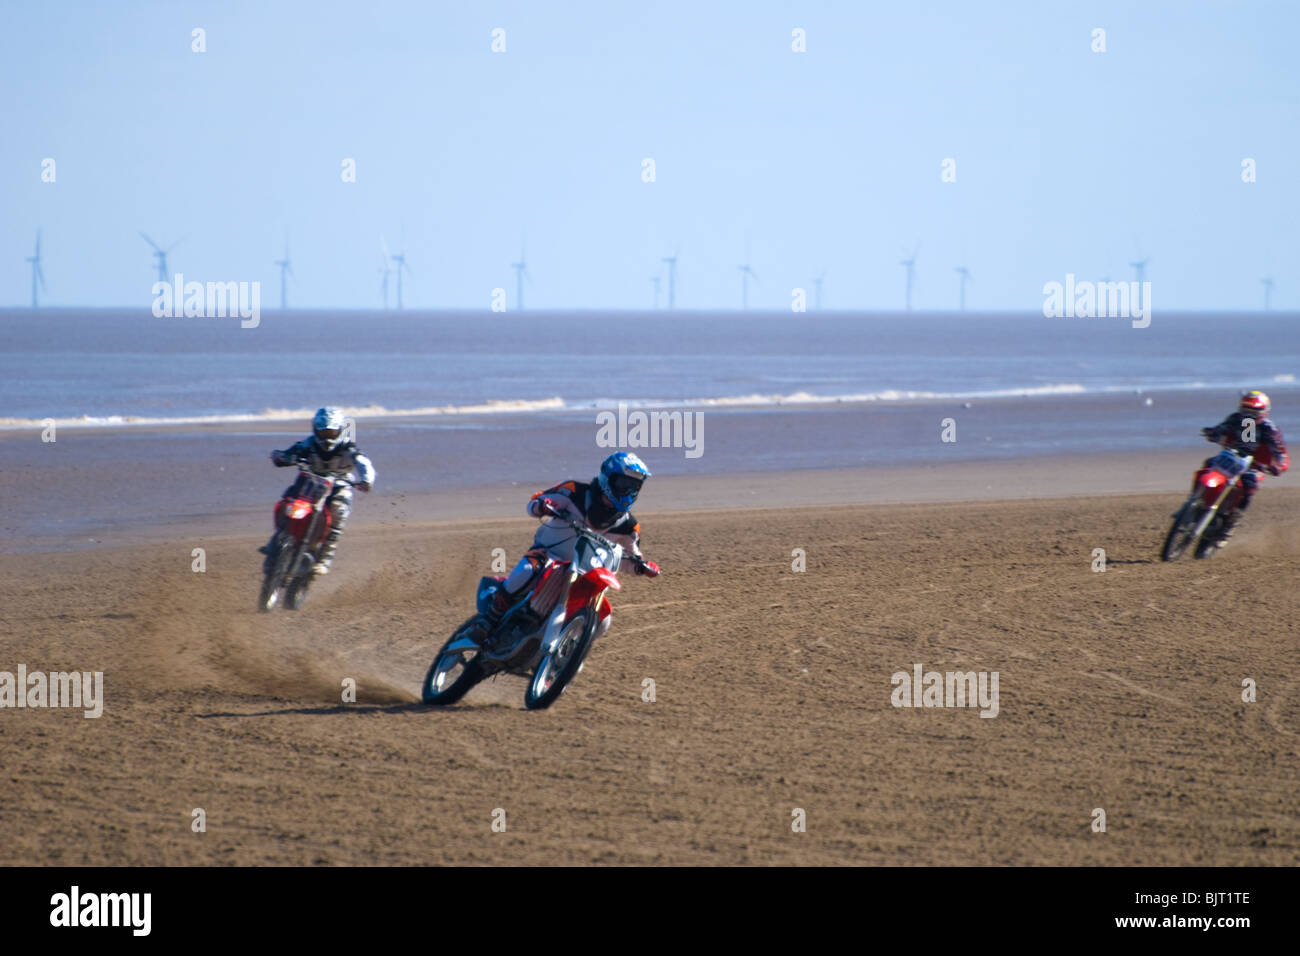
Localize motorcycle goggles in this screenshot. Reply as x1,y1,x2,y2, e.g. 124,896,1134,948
607,474,643,498
316,427,342,441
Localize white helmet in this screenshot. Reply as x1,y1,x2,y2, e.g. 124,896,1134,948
312,406,346,453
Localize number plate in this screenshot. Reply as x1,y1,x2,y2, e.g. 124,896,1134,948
293,474,331,503
579,539,621,574
1210,450,1248,478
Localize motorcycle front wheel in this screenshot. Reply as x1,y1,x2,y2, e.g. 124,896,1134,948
1161,501,1203,562
257,536,296,612
1194,515,1225,559
524,608,597,710
285,575,311,610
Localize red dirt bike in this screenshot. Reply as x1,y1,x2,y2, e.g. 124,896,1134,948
258,462,353,611
1161,443,1255,561
422,515,657,710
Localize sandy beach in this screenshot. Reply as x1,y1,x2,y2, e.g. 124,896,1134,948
2,454,1296,866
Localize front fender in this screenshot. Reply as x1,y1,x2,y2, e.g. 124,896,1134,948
543,568,617,653
565,567,618,618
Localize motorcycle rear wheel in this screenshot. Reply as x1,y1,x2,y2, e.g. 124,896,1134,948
1161,502,1203,562
421,622,486,706
524,608,597,710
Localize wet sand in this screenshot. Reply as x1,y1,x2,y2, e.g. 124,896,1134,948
0,386,1263,549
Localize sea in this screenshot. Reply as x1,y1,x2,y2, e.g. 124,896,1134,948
1,309,1296,427
3,309,1297,547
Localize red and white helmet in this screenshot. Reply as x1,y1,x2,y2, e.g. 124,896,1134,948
1239,390,1270,418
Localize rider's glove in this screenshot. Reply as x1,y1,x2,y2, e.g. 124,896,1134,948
635,559,660,577
538,497,560,517
1201,427,1216,440
271,450,291,466
357,481,372,492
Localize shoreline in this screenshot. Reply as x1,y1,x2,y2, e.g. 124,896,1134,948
3,389,1291,552
2,379,1297,434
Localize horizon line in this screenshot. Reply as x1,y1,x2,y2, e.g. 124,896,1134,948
0,306,1292,317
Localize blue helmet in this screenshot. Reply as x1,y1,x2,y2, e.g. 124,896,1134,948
597,452,651,510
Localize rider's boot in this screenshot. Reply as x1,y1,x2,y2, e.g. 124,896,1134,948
471,588,513,644
314,530,342,576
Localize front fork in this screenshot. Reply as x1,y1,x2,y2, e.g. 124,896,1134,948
286,510,320,577
541,585,610,655
1190,480,1239,539
267,506,322,579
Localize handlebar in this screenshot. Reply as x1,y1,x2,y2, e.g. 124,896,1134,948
549,513,618,552
1207,437,1257,459
545,512,651,569
290,459,354,487
1203,430,1254,455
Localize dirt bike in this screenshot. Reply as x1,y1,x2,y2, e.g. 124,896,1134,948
422,514,655,710
258,462,353,611
1161,443,1255,561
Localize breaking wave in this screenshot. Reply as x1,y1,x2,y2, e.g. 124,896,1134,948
1,376,1295,429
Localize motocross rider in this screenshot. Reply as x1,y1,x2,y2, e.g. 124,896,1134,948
471,451,661,641
1200,389,1288,543
262,406,376,575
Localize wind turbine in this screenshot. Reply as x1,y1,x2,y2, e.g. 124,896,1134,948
900,244,919,311
650,273,662,309
738,241,758,310
954,266,972,311
274,243,293,310
812,272,825,311
25,230,46,308
511,242,530,311
140,232,183,283
661,250,678,310
390,250,410,309
378,236,393,309
1130,238,1149,285
1261,277,1274,311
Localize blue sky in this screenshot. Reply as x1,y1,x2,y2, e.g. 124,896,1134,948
3,0,1297,310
